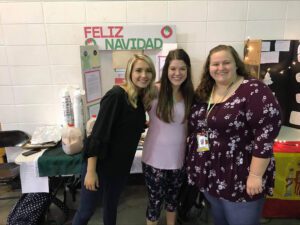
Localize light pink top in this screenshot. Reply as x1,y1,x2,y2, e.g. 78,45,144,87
142,99,187,169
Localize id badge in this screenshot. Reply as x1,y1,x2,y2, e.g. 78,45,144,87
197,133,209,152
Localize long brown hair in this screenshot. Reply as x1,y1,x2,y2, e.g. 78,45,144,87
156,49,194,123
121,54,156,109
195,45,251,102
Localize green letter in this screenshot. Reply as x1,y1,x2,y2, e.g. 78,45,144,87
130,39,137,49
105,39,114,50
145,38,154,49
121,39,129,50
137,39,146,49
115,39,123,50
154,38,163,49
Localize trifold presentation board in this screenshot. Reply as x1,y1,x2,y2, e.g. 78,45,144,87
244,40,300,129
79,25,177,123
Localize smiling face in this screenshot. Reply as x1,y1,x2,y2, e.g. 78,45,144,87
131,59,153,89
167,59,188,88
209,50,237,86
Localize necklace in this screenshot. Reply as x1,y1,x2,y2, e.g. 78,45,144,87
206,77,238,119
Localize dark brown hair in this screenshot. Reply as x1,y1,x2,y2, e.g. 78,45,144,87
195,45,251,102
156,49,194,123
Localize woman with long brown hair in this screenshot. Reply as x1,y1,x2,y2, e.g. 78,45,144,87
142,49,194,225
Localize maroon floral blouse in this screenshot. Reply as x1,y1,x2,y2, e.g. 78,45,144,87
186,79,282,202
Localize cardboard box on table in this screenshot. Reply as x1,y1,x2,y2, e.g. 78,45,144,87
262,126,300,218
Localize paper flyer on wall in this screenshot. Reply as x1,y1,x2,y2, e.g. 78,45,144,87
84,69,102,103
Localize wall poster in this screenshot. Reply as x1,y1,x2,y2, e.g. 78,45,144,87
244,40,300,129
83,25,176,51
80,45,101,122
84,69,102,103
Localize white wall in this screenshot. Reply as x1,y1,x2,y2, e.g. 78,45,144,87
0,0,300,134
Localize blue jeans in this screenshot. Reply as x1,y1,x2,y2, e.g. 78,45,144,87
72,162,128,225
204,192,265,225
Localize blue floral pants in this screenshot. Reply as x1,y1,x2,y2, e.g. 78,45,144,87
142,163,184,221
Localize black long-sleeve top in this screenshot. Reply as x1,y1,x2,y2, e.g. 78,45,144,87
84,85,146,176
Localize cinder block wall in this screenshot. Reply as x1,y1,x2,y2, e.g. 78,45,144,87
0,1,299,134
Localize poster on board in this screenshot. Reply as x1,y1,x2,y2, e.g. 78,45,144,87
88,103,100,119
84,69,102,103
83,25,176,51
114,69,125,85
245,40,300,129
80,45,101,123
80,45,101,70
80,25,178,122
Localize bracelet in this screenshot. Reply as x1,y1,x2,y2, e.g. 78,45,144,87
249,172,262,179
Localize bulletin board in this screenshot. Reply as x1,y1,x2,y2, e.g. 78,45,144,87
80,45,101,122
80,25,178,124
244,39,300,129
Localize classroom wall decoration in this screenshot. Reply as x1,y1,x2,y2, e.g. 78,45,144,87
80,45,101,121
80,25,177,125
244,40,300,129
83,25,176,51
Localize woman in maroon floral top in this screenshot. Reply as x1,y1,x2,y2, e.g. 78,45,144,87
185,45,282,225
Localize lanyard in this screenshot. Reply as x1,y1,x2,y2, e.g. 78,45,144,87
206,81,235,120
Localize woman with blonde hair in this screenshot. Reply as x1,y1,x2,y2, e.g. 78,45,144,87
73,54,156,225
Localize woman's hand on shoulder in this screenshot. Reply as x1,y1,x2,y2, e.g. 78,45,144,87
84,170,99,191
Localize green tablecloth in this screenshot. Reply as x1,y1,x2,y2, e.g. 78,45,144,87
37,145,82,177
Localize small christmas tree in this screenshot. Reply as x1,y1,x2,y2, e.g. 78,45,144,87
263,71,273,85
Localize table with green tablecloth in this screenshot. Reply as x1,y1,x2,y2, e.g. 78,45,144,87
37,145,83,177
13,145,83,221
36,145,83,219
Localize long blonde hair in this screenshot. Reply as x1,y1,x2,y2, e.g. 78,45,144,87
121,54,157,109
